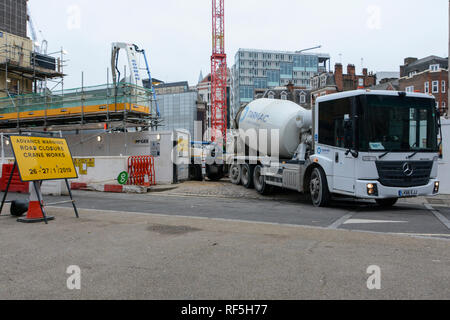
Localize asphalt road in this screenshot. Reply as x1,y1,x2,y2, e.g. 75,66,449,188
1,189,449,240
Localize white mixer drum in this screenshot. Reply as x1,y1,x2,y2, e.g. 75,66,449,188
237,99,312,159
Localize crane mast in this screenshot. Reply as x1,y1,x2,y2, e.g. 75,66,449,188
211,0,227,144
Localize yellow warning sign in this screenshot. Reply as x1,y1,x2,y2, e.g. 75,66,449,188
9,136,78,182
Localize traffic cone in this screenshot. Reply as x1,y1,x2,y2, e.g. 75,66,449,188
17,181,54,224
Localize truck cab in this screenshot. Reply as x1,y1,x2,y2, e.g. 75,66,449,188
310,90,440,207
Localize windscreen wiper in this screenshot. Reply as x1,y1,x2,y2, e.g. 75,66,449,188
407,151,418,159
378,151,390,159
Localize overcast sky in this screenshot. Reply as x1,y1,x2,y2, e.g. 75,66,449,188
28,0,448,89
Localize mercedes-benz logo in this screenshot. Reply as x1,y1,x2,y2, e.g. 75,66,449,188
403,163,414,176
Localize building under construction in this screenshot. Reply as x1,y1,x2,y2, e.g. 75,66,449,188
0,0,160,132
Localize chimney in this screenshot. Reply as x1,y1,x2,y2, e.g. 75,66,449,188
334,63,343,92
347,64,356,76
287,81,294,93
362,68,368,76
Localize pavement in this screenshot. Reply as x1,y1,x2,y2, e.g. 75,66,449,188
0,180,449,299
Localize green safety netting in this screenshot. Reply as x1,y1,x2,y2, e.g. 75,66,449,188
0,83,155,114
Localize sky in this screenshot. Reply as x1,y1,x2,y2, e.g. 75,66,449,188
28,0,448,89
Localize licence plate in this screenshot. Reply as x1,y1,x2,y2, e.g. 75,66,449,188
398,189,418,197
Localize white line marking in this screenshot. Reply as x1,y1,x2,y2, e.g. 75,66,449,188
328,213,355,229
344,219,408,225
424,204,450,230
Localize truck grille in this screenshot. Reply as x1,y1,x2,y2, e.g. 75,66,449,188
375,161,433,188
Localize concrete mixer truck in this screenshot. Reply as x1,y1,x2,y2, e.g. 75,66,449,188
227,90,441,207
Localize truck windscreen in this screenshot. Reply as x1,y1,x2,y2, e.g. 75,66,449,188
358,95,438,153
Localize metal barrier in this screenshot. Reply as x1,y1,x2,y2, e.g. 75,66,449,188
127,156,156,187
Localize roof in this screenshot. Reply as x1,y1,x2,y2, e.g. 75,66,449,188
154,81,189,88
370,79,399,90
236,48,330,59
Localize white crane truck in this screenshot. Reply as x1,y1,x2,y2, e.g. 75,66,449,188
226,90,441,207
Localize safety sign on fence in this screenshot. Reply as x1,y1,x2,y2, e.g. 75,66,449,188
9,136,78,182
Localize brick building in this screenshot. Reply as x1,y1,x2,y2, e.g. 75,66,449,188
310,63,376,106
398,56,448,115
254,82,312,110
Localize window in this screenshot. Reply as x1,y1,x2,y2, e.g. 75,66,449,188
281,92,287,100
430,64,440,72
442,81,446,93
268,91,275,99
359,96,438,152
300,94,306,104
318,97,352,148
358,78,364,87
405,86,414,93
432,81,439,93
424,82,429,93
443,101,446,109
409,71,417,77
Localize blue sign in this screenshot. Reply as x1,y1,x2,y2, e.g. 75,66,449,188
317,147,322,154
240,106,250,121
0,32,3,38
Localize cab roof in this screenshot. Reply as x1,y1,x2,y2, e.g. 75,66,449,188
316,89,435,104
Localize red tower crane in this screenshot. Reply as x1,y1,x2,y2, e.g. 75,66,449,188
211,0,227,144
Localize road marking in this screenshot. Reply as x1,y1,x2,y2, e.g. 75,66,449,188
328,213,355,229
424,204,450,230
343,219,408,225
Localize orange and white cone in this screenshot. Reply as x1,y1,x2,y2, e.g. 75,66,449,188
17,181,54,223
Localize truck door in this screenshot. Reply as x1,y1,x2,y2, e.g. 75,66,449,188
332,97,357,194
318,97,356,194
332,116,356,194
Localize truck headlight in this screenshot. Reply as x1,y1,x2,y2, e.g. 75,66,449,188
367,183,378,196
434,181,440,194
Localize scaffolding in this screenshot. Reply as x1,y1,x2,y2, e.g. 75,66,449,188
0,82,161,130
0,38,162,131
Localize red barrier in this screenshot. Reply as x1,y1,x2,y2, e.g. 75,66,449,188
0,164,29,193
127,156,156,187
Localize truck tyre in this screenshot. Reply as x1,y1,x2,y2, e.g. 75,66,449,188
241,163,255,189
253,165,272,195
229,163,241,185
189,164,203,181
206,164,224,181
309,167,331,207
376,198,398,207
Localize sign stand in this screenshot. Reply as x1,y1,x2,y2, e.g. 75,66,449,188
0,161,17,216
0,135,80,224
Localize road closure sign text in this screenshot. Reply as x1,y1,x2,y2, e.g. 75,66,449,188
10,136,78,182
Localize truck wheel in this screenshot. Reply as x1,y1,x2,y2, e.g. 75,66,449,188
376,198,398,207
189,164,203,181
309,167,331,207
229,163,241,185
253,165,272,195
241,163,255,189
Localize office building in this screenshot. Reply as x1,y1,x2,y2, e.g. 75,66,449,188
0,0,27,38
231,48,330,116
